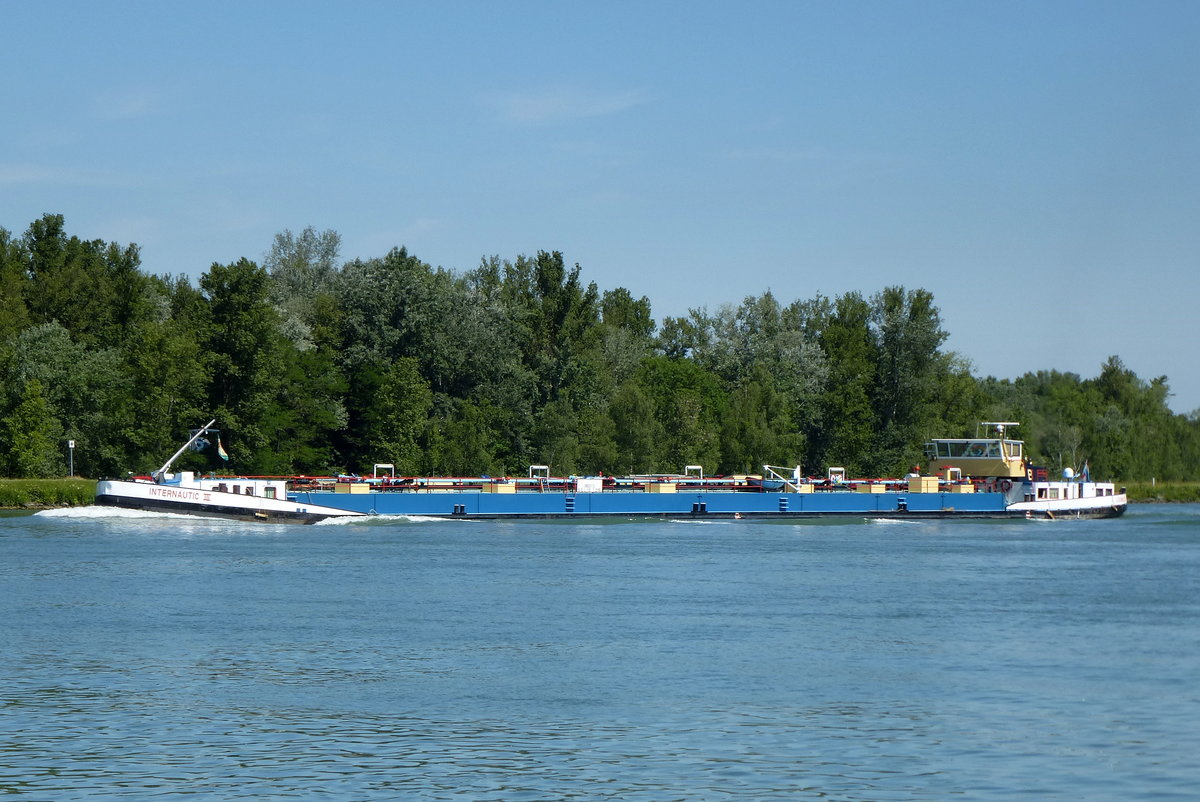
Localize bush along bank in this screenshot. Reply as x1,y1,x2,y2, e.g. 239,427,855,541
1123,481,1200,503
0,478,96,508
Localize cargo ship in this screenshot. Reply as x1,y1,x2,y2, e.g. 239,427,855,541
94,421,1127,524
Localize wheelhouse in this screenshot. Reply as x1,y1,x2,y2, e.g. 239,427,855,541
924,421,1028,479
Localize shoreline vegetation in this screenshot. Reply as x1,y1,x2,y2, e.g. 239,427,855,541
1120,481,1200,504
4,214,1199,488
3,478,1197,512
0,478,97,510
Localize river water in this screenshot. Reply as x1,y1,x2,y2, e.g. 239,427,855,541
2,504,1198,800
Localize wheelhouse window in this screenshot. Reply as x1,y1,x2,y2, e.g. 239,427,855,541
932,440,1017,459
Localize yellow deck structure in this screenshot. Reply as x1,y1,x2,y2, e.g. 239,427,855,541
924,422,1028,479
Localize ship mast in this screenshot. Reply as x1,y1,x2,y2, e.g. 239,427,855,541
152,418,217,481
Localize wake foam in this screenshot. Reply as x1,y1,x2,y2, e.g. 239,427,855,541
35,506,195,520
315,513,460,526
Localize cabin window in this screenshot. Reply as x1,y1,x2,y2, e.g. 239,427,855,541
1049,488,1060,500
265,487,276,499
1008,442,1023,458
232,485,240,495
245,486,254,496
951,441,998,457
218,483,228,493
1038,488,1047,499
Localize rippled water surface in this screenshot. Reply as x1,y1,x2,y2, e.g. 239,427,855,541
3,505,1199,799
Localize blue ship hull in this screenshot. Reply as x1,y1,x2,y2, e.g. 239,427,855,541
289,488,1023,519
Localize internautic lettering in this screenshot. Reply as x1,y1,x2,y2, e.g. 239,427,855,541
148,487,202,500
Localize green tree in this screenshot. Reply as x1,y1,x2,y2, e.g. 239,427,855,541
199,258,292,471
637,356,724,472
609,381,661,474
113,275,211,471
601,287,655,338
598,286,656,390
683,292,820,472
254,345,349,474
343,357,431,474
0,379,65,477
424,399,505,476
814,291,876,475
22,214,151,349
531,397,583,475
719,363,803,473
496,251,601,403
655,311,706,360
0,321,130,477
0,227,31,342
577,406,620,474
265,226,342,350
870,286,948,473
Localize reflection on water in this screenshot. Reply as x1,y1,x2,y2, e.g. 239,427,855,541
2,505,1198,800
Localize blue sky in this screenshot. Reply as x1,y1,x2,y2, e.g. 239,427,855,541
5,1,1198,412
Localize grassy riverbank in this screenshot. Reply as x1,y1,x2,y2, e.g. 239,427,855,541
1122,481,1200,503
0,478,95,509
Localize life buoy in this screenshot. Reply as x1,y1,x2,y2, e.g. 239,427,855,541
999,479,1012,492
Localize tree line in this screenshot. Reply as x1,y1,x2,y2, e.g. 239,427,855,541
2,214,1197,481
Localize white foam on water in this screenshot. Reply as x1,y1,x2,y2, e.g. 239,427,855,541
315,513,460,526
35,506,196,520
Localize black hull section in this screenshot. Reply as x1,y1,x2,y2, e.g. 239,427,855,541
95,494,339,524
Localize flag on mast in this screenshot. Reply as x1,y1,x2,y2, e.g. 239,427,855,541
216,434,229,461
